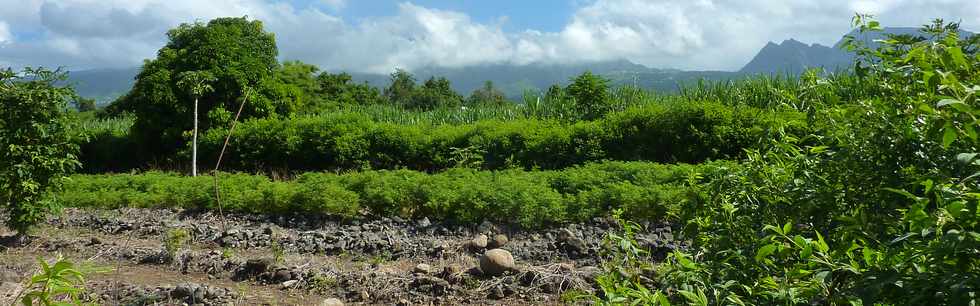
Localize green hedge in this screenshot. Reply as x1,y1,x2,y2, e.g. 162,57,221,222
58,161,730,227
188,101,802,172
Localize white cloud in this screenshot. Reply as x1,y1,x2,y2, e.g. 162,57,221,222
0,21,11,44
0,0,978,72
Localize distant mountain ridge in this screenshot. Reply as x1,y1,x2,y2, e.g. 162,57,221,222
63,67,139,104
740,27,975,75
739,39,850,74
66,27,976,103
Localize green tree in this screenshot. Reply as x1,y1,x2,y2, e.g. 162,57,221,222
566,71,611,120
73,97,96,112
384,69,416,106
467,80,507,106
410,76,463,110
314,71,382,108
113,17,282,157
0,68,82,237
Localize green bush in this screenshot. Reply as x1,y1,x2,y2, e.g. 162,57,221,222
187,102,799,173
58,161,719,227
614,17,980,305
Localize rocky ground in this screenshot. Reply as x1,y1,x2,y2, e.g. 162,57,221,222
0,208,682,305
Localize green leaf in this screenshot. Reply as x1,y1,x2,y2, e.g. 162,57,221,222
801,243,814,259
938,98,964,107
814,231,829,253
943,122,957,148
957,153,979,164
783,222,793,235
755,244,778,262
884,187,925,202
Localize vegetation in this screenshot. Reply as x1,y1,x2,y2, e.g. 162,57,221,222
20,256,100,306
0,68,82,235
592,16,980,305
109,17,280,158
58,161,712,227
163,228,191,261
4,11,980,305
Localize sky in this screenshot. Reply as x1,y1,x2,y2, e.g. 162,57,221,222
0,0,978,73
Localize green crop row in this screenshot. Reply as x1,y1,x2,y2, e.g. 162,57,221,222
58,161,732,227
185,101,802,173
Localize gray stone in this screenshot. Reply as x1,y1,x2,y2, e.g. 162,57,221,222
414,263,433,274
192,286,205,302
244,258,273,275
488,234,509,249
274,269,292,282
477,221,497,234
559,228,588,254
469,234,489,250
480,249,516,276
281,280,299,289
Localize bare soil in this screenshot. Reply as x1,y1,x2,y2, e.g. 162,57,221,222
0,208,680,305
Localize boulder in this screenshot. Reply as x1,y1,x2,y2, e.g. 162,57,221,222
488,234,509,249
559,229,588,254
479,249,516,276
469,234,489,250
243,258,274,276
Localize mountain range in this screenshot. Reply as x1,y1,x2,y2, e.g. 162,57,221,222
64,27,973,104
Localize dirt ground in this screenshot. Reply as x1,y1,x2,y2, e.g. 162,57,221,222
0,208,680,305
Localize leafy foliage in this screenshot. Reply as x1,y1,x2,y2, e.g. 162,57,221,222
21,256,100,306
566,71,612,119
112,17,281,157
58,161,712,227
618,16,980,305
0,68,82,234
190,101,801,172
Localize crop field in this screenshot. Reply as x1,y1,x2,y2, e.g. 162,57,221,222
1,15,979,306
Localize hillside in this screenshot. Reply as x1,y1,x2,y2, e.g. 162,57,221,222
740,27,976,74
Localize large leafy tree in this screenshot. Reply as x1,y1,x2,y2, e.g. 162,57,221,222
113,17,283,158
0,68,82,236
467,80,507,106
566,71,611,120
384,69,416,106
410,76,463,110
271,60,382,113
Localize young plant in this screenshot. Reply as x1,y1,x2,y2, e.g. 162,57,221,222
20,256,99,306
588,210,671,306
176,71,216,177
164,228,191,261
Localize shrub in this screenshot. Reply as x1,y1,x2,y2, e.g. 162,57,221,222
188,102,798,173
58,161,712,227
0,68,83,235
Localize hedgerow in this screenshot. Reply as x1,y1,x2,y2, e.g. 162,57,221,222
57,161,723,227
184,101,802,173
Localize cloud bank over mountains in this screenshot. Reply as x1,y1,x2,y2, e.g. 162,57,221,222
0,0,977,73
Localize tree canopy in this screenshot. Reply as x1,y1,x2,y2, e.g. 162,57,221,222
113,17,282,156
566,71,611,120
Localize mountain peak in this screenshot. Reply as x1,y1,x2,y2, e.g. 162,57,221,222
742,27,975,75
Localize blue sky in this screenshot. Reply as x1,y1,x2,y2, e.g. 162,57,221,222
0,0,978,72
330,0,575,33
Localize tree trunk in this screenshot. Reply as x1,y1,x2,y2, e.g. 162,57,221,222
192,97,198,177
